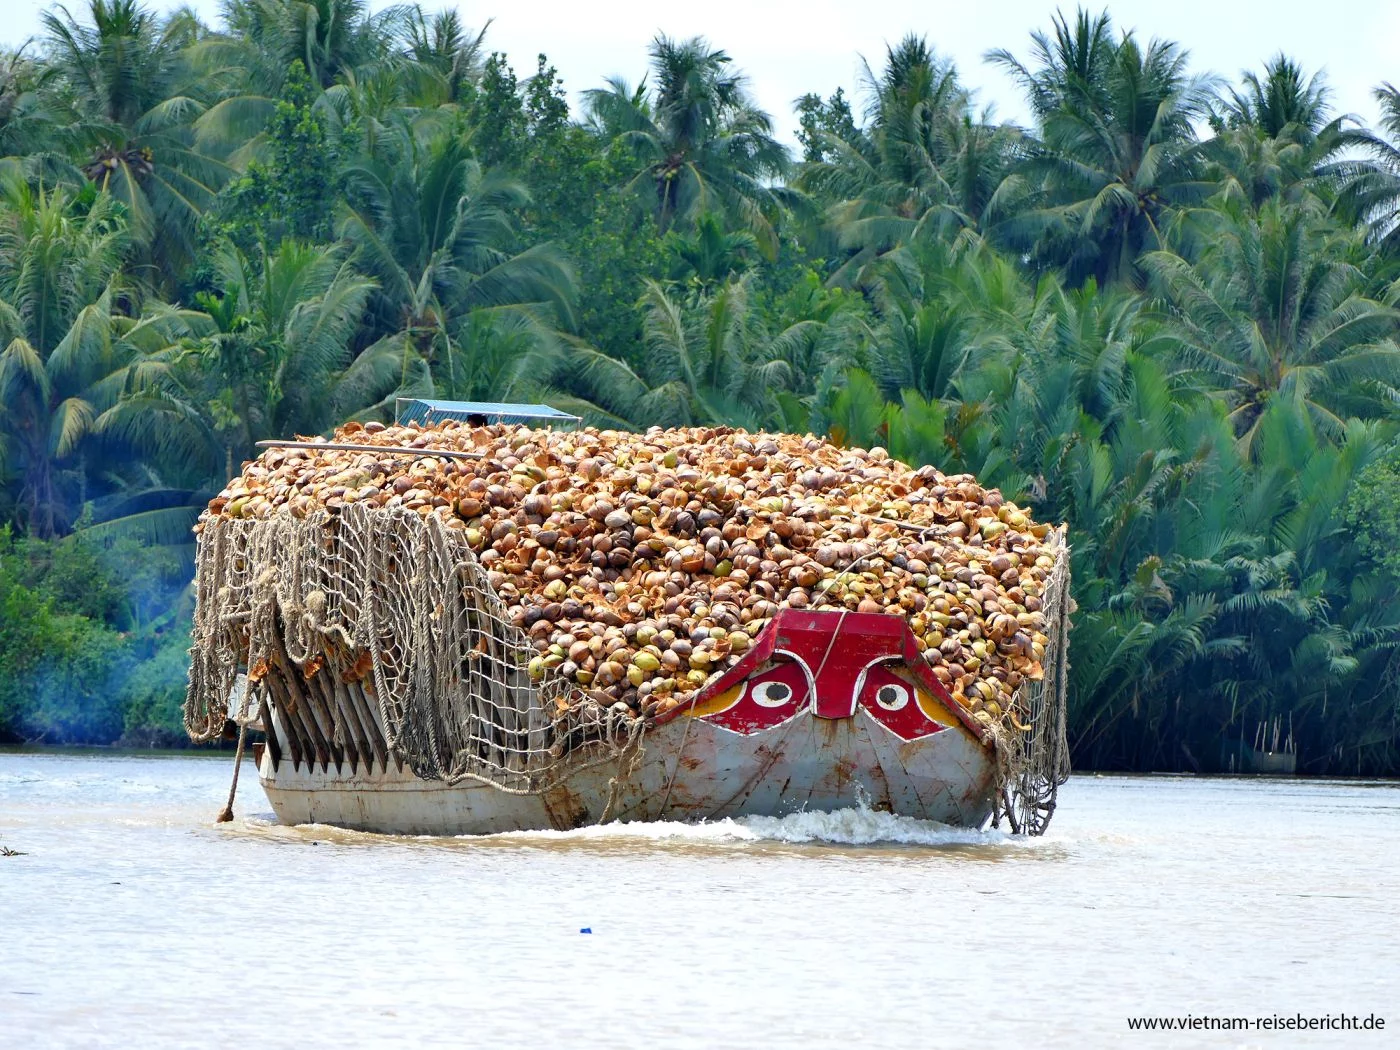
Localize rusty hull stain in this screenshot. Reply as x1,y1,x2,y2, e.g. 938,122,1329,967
541,783,591,830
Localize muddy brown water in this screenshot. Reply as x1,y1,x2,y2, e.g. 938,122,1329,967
2,752,1397,1048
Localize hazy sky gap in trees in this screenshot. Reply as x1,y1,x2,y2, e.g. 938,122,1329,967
7,0,1398,142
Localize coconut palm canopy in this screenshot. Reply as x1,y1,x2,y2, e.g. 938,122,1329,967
1,0,1398,773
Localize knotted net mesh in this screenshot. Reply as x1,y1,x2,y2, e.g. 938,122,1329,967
184,504,634,793
993,527,1072,835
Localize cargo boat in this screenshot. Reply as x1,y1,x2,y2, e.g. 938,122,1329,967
189,405,1071,837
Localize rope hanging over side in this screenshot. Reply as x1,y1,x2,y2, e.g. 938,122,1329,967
216,723,249,823
597,713,648,825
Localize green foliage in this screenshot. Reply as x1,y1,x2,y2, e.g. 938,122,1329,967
795,89,857,164
989,10,1215,284
0,588,128,743
800,35,1027,274
583,35,790,253
519,117,668,367
0,182,206,537
117,622,192,744
0,4,1398,769
210,61,339,251
1343,443,1400,581
0,527,187,743
41,0,229,282
470,53,526,169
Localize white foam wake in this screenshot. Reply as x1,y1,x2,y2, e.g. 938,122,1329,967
477,805,1017,847
738,806,1011,846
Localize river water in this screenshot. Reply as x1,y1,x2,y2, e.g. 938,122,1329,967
1,753,1396,1049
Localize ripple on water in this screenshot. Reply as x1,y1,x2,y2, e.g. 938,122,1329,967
216,802,1074,870
2,756,1398,1050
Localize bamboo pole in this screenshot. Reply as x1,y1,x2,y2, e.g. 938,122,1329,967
343,678,389,774
298,665,344,772
263,671,305,772
871,515,949,534
329,670,374,774
307,669,357,774
269,635,332,771
254,439,483,461
257,694,282,772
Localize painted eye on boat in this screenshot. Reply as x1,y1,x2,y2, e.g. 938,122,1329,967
751,681,794,707
874,683,909,712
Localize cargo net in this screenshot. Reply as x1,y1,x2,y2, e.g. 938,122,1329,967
184,504,636,793
993,527,1071,835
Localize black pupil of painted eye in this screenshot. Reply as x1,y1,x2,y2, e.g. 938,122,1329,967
767,683,790,700
879,687,898,702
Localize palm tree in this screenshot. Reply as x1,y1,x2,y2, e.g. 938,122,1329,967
667,211,757,291
104,237,411,485
989,9,1216,285
189,0,420,157
1204,121,1348,213
636,276,802,426
40,0,230,282
565,270,850,429
584,35,790,253
396,7,488,107
225,0,397,90
339,124,577,396
1331,83,1400,253
0,182,200,536
989,315,1277,769
863,235,1035,404
1202,56,1364,212
0,48,63,162
1162,408,1393,773
1143,198,1400,451
799,36,1026,274
1220,55,1330,141
988,9,1118,123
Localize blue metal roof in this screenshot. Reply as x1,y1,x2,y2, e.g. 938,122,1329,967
395,399,581,427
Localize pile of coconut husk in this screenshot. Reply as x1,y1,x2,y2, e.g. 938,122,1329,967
198,421,1060,730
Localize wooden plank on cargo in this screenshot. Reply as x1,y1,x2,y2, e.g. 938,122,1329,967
260,667,304,771
298,664,345,773
330,672,374,774
254,439,482,461
308,670,357,775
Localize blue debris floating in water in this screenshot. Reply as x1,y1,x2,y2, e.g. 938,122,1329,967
579,928,592,934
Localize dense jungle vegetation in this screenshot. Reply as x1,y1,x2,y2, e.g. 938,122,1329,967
2,0,1399,773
